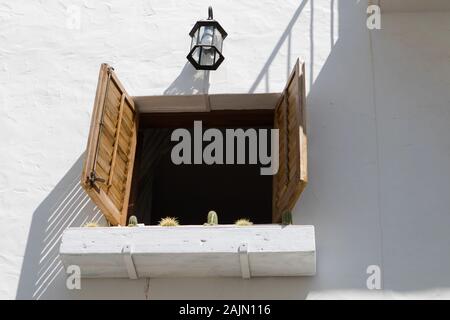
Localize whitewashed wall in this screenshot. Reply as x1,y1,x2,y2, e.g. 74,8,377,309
0,0,449,299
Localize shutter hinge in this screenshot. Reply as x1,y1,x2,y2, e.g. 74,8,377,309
106,66,115,75
87,171,105,192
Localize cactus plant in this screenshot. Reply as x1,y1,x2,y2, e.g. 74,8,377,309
204,210,218,225
282,211,293,225
158,217,179,227
128,215,138,227
234,218,253,226
83,221,99,227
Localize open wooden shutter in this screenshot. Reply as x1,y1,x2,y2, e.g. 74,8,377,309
272,59,307,222
81,64,137,226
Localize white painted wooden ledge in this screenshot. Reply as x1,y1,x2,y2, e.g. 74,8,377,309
59,225,316,279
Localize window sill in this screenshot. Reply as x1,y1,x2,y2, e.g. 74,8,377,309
59,225,316,278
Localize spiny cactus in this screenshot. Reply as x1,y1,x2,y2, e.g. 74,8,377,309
83,221,99,227
234,218,253,226
128,215,138,227
282,211,293,225
205,210,218,225
158,217,179,227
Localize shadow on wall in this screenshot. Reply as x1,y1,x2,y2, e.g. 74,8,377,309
164,62,210,95
15,154,103,299
248,0,310,93
16,0,450,299
16,154,149,299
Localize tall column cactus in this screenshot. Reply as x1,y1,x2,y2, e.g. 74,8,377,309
282,211,293,225
206,210,218,225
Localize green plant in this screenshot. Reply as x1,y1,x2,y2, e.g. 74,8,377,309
282,211,293,225
158,217,179,227
128,215,138,227
234,218,253,226
83,221,99,227
204,210,218,225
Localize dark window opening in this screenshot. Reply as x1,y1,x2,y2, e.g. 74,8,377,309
129,110,274,225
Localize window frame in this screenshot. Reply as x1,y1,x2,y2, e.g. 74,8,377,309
81,60,306,225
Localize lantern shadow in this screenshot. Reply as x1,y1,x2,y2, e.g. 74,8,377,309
248,0,309,93
163,62,210,95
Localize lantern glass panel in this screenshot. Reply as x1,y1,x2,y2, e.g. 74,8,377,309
190,29,199,50
213,31,223,51
199,25,214,46
199,46,215,66
190,46,201,64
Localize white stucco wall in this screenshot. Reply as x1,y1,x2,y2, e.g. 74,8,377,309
0,0,449,299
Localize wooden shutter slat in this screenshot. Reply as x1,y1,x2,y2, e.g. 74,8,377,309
121,115,133,136
272,59,307,222
95,165,109,185
104,109,119,131
116,145,130,167
81,63,137,225
109,187,123,208
108,94,126,186
100,124,116,146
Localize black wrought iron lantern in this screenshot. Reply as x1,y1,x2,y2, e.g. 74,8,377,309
187,7,227,70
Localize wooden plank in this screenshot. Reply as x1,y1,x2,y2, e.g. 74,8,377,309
209,93,280,110
134,95,208,113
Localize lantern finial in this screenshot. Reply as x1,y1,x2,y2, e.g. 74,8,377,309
208,6,213,20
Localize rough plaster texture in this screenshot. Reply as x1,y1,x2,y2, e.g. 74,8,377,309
0,0,449,299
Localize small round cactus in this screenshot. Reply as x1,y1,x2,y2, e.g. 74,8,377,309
282,211,293,225
234,218,253,226
83,221,99,227
158,217,179,227
206,210,218,225
128,215,138,227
